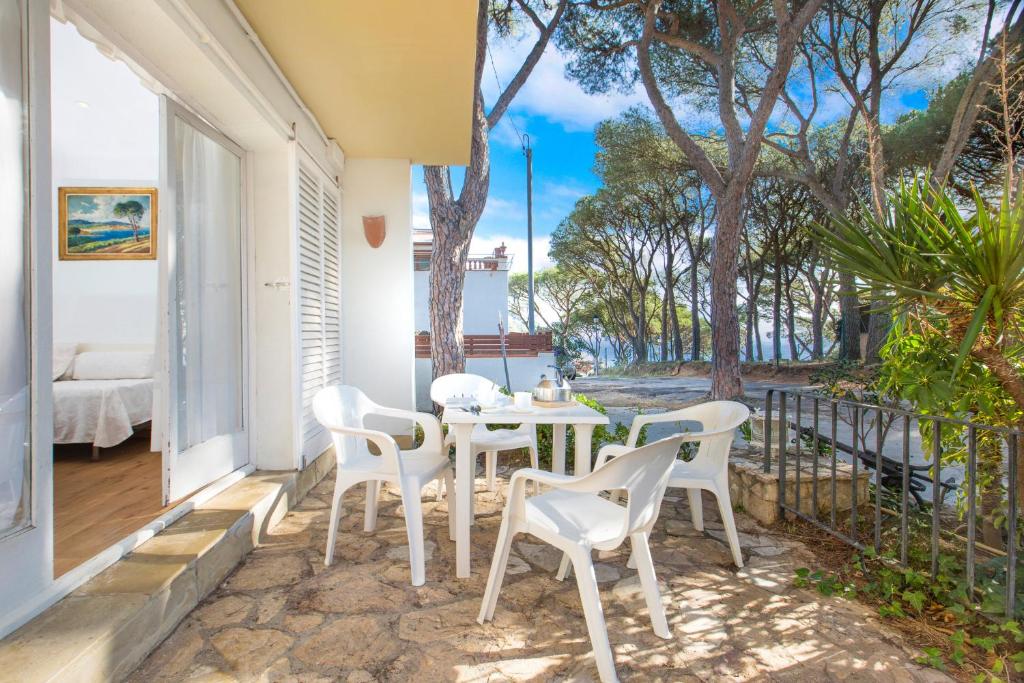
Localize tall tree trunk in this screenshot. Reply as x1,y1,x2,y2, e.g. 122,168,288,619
745,297,755,361
423,0,566,387
772,256,782,365
754,311,764,361
785,282,798,361
669,285,683,361
660,288,669,361
839,271,861,361
710,196,744,398
428,227,471,377
690,267,701,361
865,288,890,364
811,287,824,360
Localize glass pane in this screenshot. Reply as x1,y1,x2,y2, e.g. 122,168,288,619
173,118,243,450
0,0,30,537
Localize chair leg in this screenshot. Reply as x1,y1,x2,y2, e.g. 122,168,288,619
528,446,540,495
713,480,744,568
556,551,573,581
325,474,356,566
630,531,670,638
364,480,380,532
436,477,444,502
485,451,498,492
569,547,618,683
443,468,456,542
400,479,427,586
686,488,704,531
478,514,516,623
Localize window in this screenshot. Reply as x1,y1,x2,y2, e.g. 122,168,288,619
0,0,30,537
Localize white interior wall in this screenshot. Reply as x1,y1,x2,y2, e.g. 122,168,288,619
341,158,415,430
50,19,158,346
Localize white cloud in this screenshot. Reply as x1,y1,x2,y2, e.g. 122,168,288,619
470,233,552,274
485,37,646,133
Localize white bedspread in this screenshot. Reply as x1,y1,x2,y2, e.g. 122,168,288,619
53,379,154,448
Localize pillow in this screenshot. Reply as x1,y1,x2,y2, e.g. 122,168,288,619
53,343,77,381
70,351,154,380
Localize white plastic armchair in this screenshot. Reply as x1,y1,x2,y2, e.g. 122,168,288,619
478,435,686,683
313,385,454,586
595,401,750,567
430,373,538,496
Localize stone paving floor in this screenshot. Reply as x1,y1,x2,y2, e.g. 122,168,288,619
130,464,951,682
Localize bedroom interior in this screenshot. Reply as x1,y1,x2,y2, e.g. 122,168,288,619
49,18,168,577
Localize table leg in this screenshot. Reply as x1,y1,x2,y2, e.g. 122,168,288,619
452,422,474,578
574,424,596,476
552,424,567,475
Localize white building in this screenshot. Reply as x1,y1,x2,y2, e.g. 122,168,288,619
0,0,479,657
413,230,513,334
412,231,555,410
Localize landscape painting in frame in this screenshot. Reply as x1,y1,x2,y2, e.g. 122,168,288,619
58,187,158,260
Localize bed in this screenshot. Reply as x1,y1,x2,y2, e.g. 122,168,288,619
53,345,155,459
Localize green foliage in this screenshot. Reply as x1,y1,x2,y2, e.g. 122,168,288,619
792,517,1024,679
815,177,1024,376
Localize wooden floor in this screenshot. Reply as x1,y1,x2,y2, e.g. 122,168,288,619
53,435,173,577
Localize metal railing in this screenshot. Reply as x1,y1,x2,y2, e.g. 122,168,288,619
763,389,1021,618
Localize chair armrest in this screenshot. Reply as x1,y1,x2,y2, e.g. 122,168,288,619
676,425,738,442
321,423,401,463
594,443,629,469
370,405,443,455
505,468,580,518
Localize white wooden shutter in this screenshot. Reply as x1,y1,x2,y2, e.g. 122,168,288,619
296,150,342,464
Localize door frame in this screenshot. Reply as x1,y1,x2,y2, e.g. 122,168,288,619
158,96,253,504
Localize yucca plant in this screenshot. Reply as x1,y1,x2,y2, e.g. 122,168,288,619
815,177,1024,538
815,176,1024,405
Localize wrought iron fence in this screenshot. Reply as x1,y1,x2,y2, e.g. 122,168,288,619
763,389,1022,619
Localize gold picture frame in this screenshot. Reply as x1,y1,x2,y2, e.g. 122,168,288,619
58,187,158,261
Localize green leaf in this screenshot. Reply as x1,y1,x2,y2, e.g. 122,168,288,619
954,285,996,374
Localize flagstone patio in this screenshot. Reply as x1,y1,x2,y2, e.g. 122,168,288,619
129,460,950,682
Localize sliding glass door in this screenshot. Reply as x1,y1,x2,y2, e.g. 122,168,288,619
159,97,248,503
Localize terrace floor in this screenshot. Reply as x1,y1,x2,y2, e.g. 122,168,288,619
129,462,950,682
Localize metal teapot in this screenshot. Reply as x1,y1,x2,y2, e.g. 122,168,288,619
532,365,572,403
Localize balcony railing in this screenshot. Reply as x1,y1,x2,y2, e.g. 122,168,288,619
413,253,511,272
415,332,552,358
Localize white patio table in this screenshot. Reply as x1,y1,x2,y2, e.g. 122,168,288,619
442,399,610,578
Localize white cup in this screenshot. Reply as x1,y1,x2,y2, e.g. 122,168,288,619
513,391,532,411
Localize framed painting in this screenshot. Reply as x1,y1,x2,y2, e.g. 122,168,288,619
58,187,158,260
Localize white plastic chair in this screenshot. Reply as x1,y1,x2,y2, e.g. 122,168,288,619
595,401,750,567
430,373,538,496
478,435,686,683
313,385,455,586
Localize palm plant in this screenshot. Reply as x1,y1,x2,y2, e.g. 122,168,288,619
815,177,1024,407
815,177,1024,539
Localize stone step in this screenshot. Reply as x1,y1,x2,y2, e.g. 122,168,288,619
0,450,333,683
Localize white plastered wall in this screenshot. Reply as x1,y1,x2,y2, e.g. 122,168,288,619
341,158,416,431
414,267,509,335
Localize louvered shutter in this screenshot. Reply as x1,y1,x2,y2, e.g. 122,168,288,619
296,151,342,464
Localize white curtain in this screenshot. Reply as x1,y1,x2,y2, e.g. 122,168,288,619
0,0,29,534
174,119,243,451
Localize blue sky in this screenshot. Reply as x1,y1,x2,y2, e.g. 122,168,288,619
411,22,977,276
